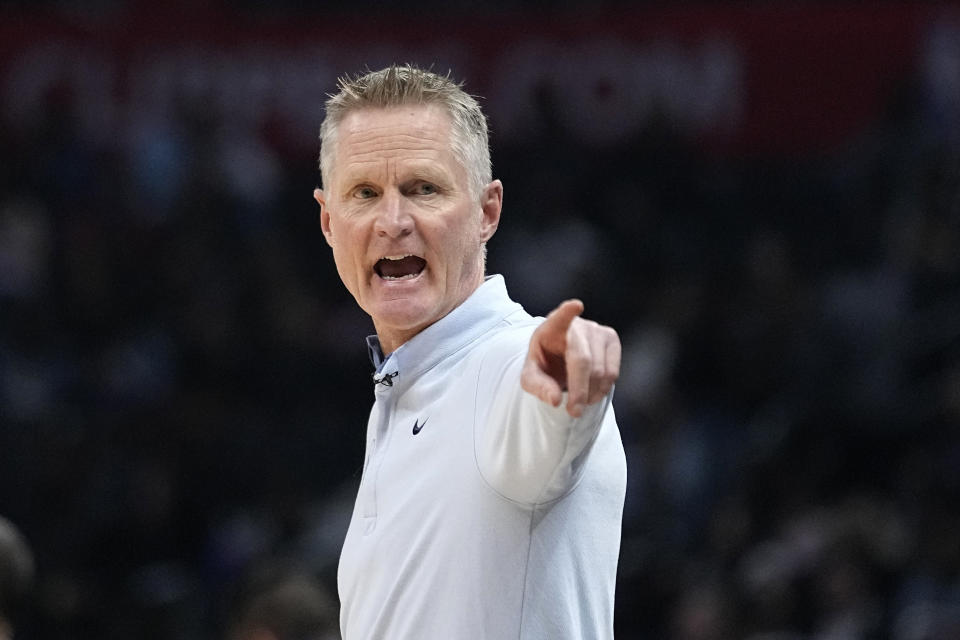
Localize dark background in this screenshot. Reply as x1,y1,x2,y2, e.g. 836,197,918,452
1,1,959,638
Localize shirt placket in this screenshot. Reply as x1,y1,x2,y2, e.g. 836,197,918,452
359,376,398,535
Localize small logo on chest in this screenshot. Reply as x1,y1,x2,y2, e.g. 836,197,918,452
412,417,428,435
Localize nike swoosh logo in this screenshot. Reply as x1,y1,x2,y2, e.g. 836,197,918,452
412,417,428,435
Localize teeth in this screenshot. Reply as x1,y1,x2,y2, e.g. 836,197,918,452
381,273,419,280
381,254,413,261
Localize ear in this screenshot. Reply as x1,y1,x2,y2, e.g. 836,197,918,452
479,179,503,242
314,188,334,247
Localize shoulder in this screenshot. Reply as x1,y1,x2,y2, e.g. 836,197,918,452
484,311,541,355
463,313,541,384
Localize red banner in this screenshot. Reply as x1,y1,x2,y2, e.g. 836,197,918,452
0,4,955,156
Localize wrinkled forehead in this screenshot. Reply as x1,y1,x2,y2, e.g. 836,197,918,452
341,105,451,152
330,105,466,183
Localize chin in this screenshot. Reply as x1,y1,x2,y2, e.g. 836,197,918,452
372,299,437,332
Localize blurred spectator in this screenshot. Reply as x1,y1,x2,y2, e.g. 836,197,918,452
224,562,338,640
0,517,34,640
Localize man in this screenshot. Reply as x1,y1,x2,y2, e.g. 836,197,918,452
313,65,626,639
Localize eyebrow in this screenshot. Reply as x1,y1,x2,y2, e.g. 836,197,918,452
339,162,456,189
406,167,454,184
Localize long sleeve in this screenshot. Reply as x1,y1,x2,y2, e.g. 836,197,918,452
473,331,614,505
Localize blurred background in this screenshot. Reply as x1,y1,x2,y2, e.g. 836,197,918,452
1,1,959,638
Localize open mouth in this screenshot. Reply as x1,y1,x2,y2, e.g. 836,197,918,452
374,255,427,280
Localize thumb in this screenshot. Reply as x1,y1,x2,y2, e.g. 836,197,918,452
521,355,564,407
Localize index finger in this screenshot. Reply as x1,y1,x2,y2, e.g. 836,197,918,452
537,299,585,354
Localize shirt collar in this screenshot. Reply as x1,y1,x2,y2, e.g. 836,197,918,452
366,334,387,372
365,274,522,386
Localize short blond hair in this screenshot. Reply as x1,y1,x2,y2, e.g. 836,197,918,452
318,64,492,198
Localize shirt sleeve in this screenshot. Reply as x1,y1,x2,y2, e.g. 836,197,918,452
473,329,614,506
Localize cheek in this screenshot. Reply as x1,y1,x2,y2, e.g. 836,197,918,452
329,230,362,285
440,208,479,241
331,221,362,260
331,247,351,284
452,213,482,251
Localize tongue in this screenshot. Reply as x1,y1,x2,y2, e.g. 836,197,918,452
378,256,425,278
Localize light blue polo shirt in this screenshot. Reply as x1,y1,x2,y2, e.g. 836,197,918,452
338,275,627,639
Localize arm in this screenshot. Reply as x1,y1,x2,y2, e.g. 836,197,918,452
476,300,621,505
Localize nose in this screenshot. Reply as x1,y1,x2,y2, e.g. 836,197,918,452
373,191,413,238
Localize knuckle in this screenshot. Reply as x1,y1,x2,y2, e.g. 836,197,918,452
567,351,591,368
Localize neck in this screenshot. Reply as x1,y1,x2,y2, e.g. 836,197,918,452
375,271,486,356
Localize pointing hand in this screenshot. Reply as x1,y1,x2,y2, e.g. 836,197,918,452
521,300,621,418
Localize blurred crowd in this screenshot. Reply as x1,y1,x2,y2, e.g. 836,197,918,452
2,4,960,640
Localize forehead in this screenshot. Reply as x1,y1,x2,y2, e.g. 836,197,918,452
335,104,456,168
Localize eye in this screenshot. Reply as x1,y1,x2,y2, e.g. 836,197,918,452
353,186,378,199
413,182,437,195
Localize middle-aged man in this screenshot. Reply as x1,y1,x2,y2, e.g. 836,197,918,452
313,65,627,639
